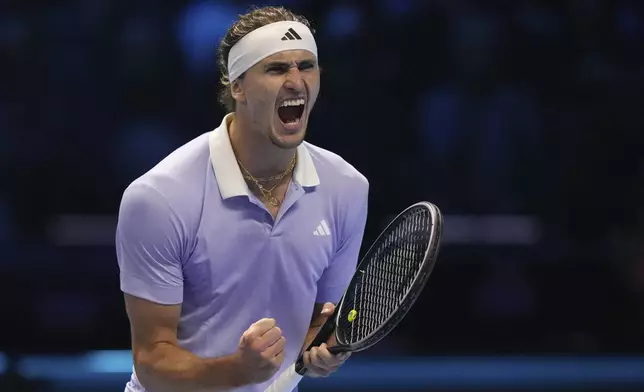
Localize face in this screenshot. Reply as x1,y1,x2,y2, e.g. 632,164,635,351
231,49,320,149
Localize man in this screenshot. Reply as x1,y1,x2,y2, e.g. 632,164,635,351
115,5,369,392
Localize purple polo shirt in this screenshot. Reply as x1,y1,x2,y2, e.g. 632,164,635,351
116,114,369,392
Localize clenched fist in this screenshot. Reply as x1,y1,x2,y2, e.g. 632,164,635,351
234,318,286,385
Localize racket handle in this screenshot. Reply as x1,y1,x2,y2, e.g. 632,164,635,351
264,364,302,392
294,316,336,375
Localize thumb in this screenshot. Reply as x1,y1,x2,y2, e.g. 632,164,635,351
321,302,335,316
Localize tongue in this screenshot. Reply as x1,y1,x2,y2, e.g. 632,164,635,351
278,106,301,123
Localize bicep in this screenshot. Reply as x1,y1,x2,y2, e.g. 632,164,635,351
125,293,182,359
116,183,187,357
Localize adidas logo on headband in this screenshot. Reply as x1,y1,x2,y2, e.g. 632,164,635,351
227,21,318,82
281,27,302,41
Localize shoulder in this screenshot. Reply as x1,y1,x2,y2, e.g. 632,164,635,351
304,141,369,196
303,142,369,237
119,132,211,231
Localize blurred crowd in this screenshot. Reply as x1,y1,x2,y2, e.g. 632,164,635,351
1,0,643,355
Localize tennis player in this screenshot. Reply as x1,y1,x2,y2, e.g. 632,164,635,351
115,6,369,392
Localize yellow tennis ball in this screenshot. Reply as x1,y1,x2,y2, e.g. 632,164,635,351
348,309,357,322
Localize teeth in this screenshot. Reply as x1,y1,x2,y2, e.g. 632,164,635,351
280,98,305,107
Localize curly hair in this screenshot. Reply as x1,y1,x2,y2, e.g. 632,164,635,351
216,6,314,113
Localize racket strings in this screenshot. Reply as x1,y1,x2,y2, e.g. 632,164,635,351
338,207,432,344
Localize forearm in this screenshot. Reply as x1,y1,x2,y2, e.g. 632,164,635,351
135,342,244,392
303,326,319,349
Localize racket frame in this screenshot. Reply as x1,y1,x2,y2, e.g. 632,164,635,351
294,201,443,374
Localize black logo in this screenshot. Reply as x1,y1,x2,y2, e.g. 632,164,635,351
281,28,302,41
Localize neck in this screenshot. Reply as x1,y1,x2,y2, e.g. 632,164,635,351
228,113,296,178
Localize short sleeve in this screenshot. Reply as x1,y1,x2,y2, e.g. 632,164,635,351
116,182,185,305
316,182,369,304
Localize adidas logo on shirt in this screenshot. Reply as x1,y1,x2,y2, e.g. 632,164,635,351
313,220,331,236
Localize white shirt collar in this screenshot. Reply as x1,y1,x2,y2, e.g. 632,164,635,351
209,113,320,199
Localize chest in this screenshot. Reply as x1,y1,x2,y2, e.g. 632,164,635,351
262,181,289,219
185,193,339,304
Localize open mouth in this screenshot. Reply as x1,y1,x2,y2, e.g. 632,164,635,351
277,98,305,125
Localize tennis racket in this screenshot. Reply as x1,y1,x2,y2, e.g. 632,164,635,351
265,201,443,392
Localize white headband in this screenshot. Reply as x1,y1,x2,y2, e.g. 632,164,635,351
227,21,318,82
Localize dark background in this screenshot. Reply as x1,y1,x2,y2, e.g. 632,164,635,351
2,0,644,391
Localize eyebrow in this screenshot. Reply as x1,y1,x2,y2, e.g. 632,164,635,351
263,59,317,70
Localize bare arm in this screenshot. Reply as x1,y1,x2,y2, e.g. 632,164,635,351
117,184,285,391
125,294,244,392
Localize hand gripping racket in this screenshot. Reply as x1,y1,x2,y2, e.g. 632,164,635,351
265,201,443,392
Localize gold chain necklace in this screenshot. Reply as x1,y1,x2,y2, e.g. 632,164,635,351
241,171,287,183
237,155,296,207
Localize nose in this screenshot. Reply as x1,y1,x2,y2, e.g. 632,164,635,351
283,67,305,91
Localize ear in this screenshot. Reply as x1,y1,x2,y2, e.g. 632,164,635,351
231,78,246,105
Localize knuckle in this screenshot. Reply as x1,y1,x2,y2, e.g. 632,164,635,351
257,318,272,330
